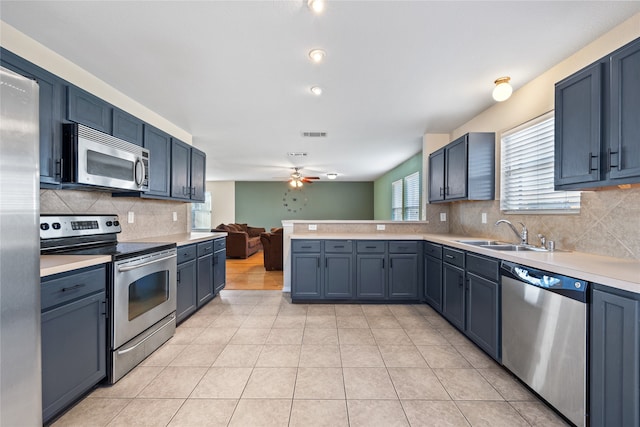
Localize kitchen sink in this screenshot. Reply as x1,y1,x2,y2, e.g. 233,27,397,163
456,239,509,246
457,240,549,252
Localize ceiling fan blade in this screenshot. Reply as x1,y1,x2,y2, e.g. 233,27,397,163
305,176,320,180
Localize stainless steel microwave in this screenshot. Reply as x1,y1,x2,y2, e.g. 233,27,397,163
62,123,149,192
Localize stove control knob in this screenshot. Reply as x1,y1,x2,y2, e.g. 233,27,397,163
40,223,49,231
52,222,61,230
113,220,120,227
106,221,113,227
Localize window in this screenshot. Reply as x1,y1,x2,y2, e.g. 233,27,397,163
501,113,580,213
403,172,420,220
391,179,403,220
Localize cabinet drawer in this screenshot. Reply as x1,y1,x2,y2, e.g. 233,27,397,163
41,265,106,311
214,238,226,252
424,242,442,259
324,240,353,253
389,241,418,253
356,241,385,253
177,244,197,264
466,253,499,282
197,240,214,256
443,247,465,268
292,240,321,253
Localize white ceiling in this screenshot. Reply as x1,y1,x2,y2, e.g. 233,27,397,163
2,1,639,182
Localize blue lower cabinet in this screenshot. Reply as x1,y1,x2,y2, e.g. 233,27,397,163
213,238,226,295
324,254,353,298
389,253,419,299
176,259,197,324
442,263,465,330
292,253,322,299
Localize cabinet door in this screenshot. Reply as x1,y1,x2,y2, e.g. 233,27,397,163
428,148,445,202
113,108,144,146
41,292,106,423
213,249,226,295
389,253,419,299
67,85,112,133
445,135,468,200
324,254,353,299
554,63,602,188
176,260,197,324
609,40,640,180
424,255,443,312
466,272,500,361
292,254,322,298
171,138,191,200
143,125,171,197
356,254,386,299
591,288,640,427
442,263,465,330
190,147,206,202
197,253,214,307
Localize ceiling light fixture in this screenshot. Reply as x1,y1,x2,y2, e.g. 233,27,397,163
326,173,338,180
289,179,303,188
308,0,325,14
308,49,326,63
492,76,513,102
310,86,323,96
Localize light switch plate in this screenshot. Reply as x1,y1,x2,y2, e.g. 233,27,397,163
308,224,317,231
127,211,135,224
440,212,446,222
376,224,386,231
481,213,487,224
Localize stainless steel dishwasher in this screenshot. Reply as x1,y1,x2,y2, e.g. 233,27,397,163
501,261,588,427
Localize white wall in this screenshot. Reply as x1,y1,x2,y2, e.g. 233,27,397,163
207,181,235,227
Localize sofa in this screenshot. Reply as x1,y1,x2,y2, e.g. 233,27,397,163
214,223,265,258
260,228,283,271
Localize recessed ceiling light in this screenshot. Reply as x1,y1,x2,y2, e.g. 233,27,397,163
326,173,338,180
310,86,323,96
308,49,326,63
308,0,325,14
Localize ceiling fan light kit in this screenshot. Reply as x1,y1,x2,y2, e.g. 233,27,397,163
326,173,338,180
308,0,325,14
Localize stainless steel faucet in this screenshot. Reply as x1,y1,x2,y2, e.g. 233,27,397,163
495,219,528,245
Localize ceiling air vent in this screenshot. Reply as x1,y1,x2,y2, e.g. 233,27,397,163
287,152,308,157
302,131,327,138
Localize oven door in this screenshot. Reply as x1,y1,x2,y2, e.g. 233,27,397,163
112,248,176,349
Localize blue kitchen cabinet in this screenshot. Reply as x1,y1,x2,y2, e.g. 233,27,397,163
41,265,106,423
197,240,214,307
143,124,172,198
171,139,206,202
112,108,144,146
442,247,465,330
213,238,226,295
424,242,443,312
591,285,640,427
323,240,354,299
356,241,387,300
428,148,446,202
292,240,323,299
190,147,206,203
67,85,112,133
176,244,197,324
388,241,421,300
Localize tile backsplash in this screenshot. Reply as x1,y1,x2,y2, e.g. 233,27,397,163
40,189,190,241
447,187,640,260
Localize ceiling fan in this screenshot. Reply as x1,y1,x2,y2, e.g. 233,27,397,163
288,167,320,188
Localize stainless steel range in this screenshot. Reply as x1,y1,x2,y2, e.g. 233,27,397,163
40,214,177,383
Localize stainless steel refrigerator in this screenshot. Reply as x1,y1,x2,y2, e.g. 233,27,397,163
0,66,42,425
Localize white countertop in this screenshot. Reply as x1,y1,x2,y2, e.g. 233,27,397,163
123,231,227,247
291,233,426,240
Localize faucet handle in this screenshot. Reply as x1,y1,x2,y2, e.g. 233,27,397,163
537,233,546,248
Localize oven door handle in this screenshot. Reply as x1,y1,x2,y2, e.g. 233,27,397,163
117,254,177,272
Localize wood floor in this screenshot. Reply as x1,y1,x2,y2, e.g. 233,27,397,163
225,250,283,290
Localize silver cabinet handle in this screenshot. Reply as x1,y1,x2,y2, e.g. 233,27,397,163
118,254,176,272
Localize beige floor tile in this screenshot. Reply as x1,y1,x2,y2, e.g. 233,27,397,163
170,327,205,345
169,344,224,367
212,344,262,367
51,397,130,427
412,304,438,315
378,345,428,368
251,305,281,315
343,367,397,399
137,366,207,398
299,345,342,367
335,305,364,317
307,304,336,315
242,367,297,398
294,367,345,399
340,345,385,367
272,315,306,329
255,344,301,367
454,343,500,368
140,343,187,366
510,401,571,426
455,401,529,426
180,313,219,328
229,327,270,344
401,400,470,427
211,314,248,328
361,305,393,316
417,345,471,368
438,327,474,346
303,328,339,345
433,368,503,401
336,315,369,328
366,316,402,329
241,315,276,328
278,304,308,316
222,305,256,315
388,367,450,400
305,315,337,328
91,366,164,399
266,328,304,345
195,303,227,316
426,314,454,329
228,399,291,427
168,399,237,427
106,398,184,426
371,328,413,345
388,305,420,317
405,328,449,346
289,400,349,427
196,327,238,345
395,315,432,329
477,368,535,401
190,367,252,398
347,399,409,426
338,328,375,345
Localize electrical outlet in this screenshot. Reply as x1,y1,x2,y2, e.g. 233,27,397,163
376,224,386,231
481,213,487,224
440,212,447,222
172,212,177,222
127,211,135,224
308,224,317,231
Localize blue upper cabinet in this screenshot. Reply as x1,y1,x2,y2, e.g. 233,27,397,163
143,125,171,197
112,108,144,146
67,85,112,133
190,147,206,202
171,138,192,200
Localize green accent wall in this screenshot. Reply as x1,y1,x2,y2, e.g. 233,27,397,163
234,181,374,230
373,152,423,220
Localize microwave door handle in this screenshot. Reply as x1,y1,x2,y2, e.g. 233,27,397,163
134,158,145,188
117,254,176,272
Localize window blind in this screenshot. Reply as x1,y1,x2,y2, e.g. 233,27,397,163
403,172,420,220
500,113,580,212
391,179,403,220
